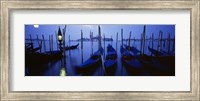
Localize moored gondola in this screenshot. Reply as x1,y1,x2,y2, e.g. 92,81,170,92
120,46,144,76
104,44,117,76
65,43,79,50
134,46,175,76
25,50,62,66
124,45,140,56
148,46,168,56
76,47,103,75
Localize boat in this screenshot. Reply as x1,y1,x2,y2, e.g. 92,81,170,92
104,44,117,75
137,55,175,76
124,45,140,56
76,47,103,75
25,50,62,66
148,46,168,56
65,43,79,50
132,46,175,76
25,43,41,53
120,46,144,75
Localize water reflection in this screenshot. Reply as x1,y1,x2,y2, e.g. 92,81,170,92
60,68,66,76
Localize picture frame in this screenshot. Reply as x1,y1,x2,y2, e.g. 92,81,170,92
1,0,199,100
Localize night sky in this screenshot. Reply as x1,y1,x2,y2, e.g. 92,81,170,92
25,24,175,40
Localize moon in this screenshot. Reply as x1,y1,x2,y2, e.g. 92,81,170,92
33,25,39,28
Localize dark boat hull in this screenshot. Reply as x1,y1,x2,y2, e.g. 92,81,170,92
120,46,144,76
65,43,79,50
76,47,103,76
76,58,102,75
121,58,144,76
137,55,175,76
25,51,62,76
104,44,117,76
104,60,117,76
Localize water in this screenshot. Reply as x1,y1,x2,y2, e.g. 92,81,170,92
25,40,175,76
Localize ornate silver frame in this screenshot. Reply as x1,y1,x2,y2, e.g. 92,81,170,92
1,0,199,100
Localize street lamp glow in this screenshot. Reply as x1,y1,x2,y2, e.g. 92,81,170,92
58,35,62,41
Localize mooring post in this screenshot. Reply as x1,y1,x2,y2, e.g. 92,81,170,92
168,32,171,54
110,35,113,45
142,25,146,54
98,26,102,49
52,35,53,51
98,25,106,76
157,32,160,51
81,30,83,64
151,33,154,56
49,35,51,53
128,31,131,50
116,32,118,52
69,35,70,47
91,32,93,55
63,25,66,55
160,31,163,52
55,31,58,51
148,36,151,50
81,30,83,50
42,34,46,52
133,37,135,47
36,34,42,53
104,34,106,60
121,28,123,46
140,34,143,54
29,34,33,49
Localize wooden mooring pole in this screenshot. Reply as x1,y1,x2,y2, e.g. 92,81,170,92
49,35,51,53
160,31,163,52
140,34,143,54
142,25,146,54
81,30,83,64
98,25,106,76
36,34,42,53
29,34,33,49
167,32,171,54
133,37,135,47
69,35,70,47
51,34,53,51
151,33,154,56
128,31,131,50
91,32,93,55
63,25,66,55
157,32,160,51
98,26,102,49
42,34,46,52
81,30,83,50
116,32,118,52
104,34,106,60
111,35,113,46
55,31,58,50
121,29,123,46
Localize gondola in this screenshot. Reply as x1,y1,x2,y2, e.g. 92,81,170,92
124,45,140,55
104,44,117,75
148,46,167,56
25,50,62,66
65,43,79,50
76,47,103,75
120,46,144,75
137,55,175,76
132,46,175,76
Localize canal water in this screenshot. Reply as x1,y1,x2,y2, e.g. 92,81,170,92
25,40,174,76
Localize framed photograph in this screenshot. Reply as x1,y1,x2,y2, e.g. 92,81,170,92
1,0,199,100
